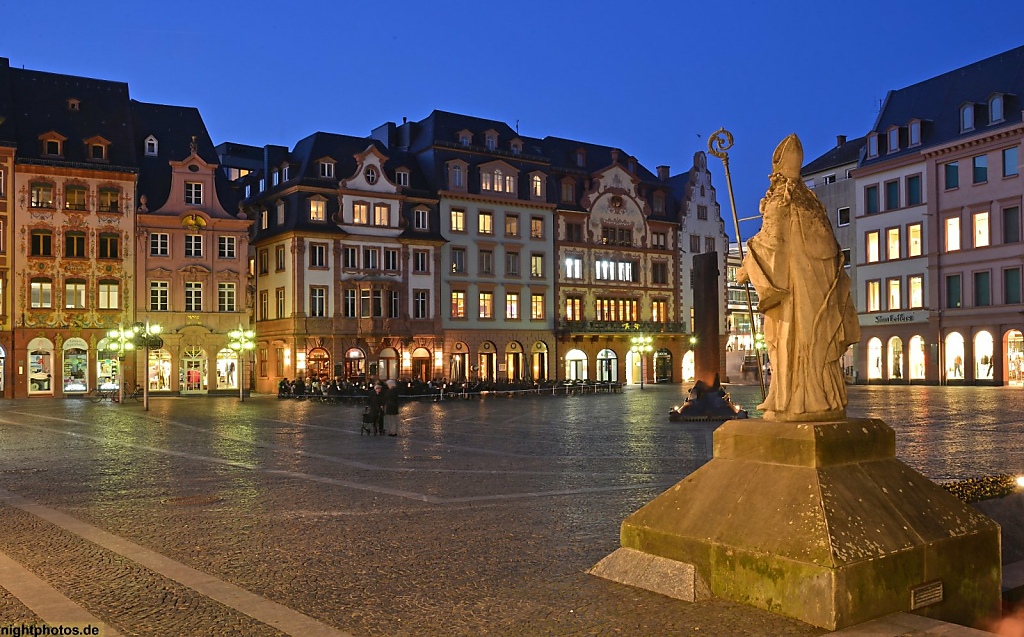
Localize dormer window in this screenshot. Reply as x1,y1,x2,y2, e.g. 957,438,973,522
961,103,975,132
990,94,1005,123
145,135,158,156
887,127,899,153
281,164,289,181
458,131,471,147
396,170,409,187
628,159,636,173
66,98,80,112
511,141,522,155
653,192,665,214
365,166,378,185
451,164,464,188
531,175,542,198
272,170,279,186
84,135,111,162
40,131,66,157
867,134,879,158
319,160,334,178
91,144,105,160
576,150,585,167
486,134,496,150
908,120,921,147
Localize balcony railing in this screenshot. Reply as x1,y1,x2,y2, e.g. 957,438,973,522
556,320,687,335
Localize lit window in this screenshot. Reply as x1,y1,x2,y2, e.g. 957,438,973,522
451,291,466,318
479,292,493,318
31,279,52,308
945,217,961,251
505,214,519,237
531,254,544,277
478,212,493,235
881,228,899,261
531,175,542,197
565,297,582,321
973,211,989,248
866,231,880,263
867,280,880,312
481,171,493,191
450,209,465,232
353,202,368,224
98,188,119,212
64,280,86,309
373,203,389,226
30,183,54,208
531,294,544,320
530,217,543,239
506,293,519,319
310,200,325,222
909,275,923,308
99,280,119,310
65,186,87,210
565,256,583,279
908,224,922,257
887,279,901,310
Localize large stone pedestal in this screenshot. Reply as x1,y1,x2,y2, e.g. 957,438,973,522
592,418,1001,630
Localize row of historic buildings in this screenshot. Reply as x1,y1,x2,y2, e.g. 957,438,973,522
0,58,252,398
801,45,1024,386
218,111,729,394
0,58,729,398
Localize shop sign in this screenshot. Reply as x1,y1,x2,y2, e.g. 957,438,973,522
860,311,924,327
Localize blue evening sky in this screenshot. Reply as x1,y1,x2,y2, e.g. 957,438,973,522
3,0,1024,240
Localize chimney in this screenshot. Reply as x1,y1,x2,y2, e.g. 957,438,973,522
836,135,847,147
657,165,670,181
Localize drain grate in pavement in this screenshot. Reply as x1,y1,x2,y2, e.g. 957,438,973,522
161,495,223,507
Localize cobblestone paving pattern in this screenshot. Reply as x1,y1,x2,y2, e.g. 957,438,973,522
0,384,1020,635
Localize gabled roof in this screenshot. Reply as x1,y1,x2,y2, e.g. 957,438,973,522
8,61,137,170
131,100,237,214
802,136,866,175
863,44,1024,166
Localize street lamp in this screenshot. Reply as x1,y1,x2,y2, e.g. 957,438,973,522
227,324,256,402
132,320,163,411
106,326,136,404
630,335,653,390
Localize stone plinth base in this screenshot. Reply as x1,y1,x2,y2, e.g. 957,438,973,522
594,418,1002,631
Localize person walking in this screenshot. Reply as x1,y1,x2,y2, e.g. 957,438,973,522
367,383,386,435
383,379,400,436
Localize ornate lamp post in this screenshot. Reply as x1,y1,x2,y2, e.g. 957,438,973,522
630,335,653,390
106,325,136,404
132,320,163,411
227,324,256,402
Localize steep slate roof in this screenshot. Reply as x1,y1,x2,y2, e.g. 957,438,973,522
131,100,237,215
7,62,137,170
802,136,866,174
863,44,1024,166
407,109,544,157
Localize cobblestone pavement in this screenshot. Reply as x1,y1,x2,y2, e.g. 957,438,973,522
0,384,1020,636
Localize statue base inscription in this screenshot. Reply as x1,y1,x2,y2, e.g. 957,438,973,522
591,418,1001,630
